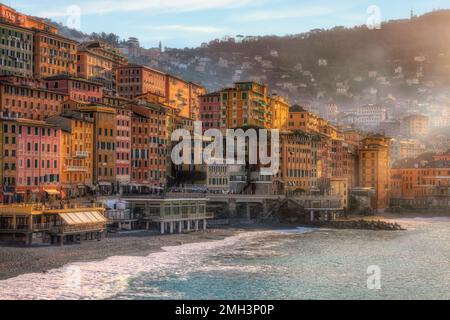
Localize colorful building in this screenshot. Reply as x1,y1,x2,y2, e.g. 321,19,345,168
0,76,67,120
221,82,271,129
45,75,103,104
78,105,117,194
0,4,58,33
114,104,132,193
270,94,289,130
46,112,94,198
130,100,168,192
34,31,78,78
1,119,62,203
0,21,34,77
117,64,166,99
200,92,224,133
276,131,321,195
390,153,450,208
77,41,128,96
358,135,391,213
288,105,320,133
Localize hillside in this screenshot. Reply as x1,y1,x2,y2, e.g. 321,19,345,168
51,10,450,107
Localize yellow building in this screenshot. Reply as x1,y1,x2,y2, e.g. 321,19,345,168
358,135,391,213
270,94,289,130
78,105,117,194
46,113,94,198
0,203,106,245
331,178,349,210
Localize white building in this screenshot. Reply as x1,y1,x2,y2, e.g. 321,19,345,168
355,104,388,128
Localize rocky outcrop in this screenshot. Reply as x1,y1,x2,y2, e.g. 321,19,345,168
311,220,406,231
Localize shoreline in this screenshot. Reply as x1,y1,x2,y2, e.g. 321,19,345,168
0,228,250,281
0,213,448,282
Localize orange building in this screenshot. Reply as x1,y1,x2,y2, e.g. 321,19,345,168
46,112,94,198
77,41,128,96
0,76,67,120
189,82,207,121
0,4,58,33
34,31,78,78
221,82,271,129
390,153,450,208
288,105,320,133
358,135,391,213
117,64,166,99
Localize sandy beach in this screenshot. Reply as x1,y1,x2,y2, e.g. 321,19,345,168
0,228,244,281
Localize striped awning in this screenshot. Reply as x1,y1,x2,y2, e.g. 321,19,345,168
44,189,60,195
58,211,107,225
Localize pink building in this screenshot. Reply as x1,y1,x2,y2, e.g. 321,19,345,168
115,105,132,192
44,75,103,104
14,119,61,202
200,92,223,133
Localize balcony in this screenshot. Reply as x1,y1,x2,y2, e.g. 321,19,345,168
65,166,88,172
74,151,89,158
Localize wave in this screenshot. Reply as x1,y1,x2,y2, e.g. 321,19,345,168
0,232,268,300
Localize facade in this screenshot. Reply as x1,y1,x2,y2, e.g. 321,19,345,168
355,104,387,128
207,162,230,193
288,105,320,133
45,75,103,104
401,114,429,138
130,100,168,192
358,135,391,213
390,154,450,208
221,82,271,129
270,94,289,130
200,92,224,133
0,204,106,245
1,119,61,203
166,74,190,118
276,131,321,195
77,41,128,96
78,105,117,194
117,64,166,99
114,104,132,193
0,4,58,33
46,113,94,198
0,76,67,120
391,139,426,163
189,82,207,121
34,31,77,79
0,22,34,77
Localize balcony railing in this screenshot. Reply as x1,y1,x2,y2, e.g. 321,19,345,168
74,151,89,158
65,166,88,172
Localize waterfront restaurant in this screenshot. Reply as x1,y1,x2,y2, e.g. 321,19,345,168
0,204,107,245
122,197,214,234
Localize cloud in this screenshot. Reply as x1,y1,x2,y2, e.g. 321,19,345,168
148,25,224,33
39,0,258,18
230,5,340,22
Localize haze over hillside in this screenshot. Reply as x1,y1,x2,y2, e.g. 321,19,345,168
50,10,450,108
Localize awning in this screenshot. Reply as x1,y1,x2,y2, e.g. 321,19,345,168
59,211,107,225
45,189,60,195
98,182,112,186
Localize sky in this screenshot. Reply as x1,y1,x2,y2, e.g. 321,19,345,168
4,0,450,48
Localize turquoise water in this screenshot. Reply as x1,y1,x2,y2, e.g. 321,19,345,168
0,218,449,300
112,218,450,300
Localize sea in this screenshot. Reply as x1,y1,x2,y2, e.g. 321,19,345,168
0,217,449,300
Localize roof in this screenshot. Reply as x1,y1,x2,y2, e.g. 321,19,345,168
290,104,307,112
44,75,103,87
